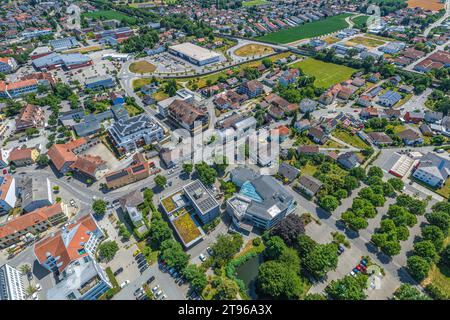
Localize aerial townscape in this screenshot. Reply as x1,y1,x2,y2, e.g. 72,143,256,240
0,0,450,304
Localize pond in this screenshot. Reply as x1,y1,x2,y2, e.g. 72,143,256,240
235,254,264,299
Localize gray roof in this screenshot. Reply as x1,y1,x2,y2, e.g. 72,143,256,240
119,189,144,208
110,114,158,136
298,175,323,194
416,152,450,181
245,175,294,220
73,120,100,137
183,180,219,215
278,162,300,182
19,176,51,211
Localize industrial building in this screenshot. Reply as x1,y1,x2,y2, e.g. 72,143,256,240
32,52,92,71
168,43,222,66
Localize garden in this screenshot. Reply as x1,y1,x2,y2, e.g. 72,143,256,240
172,212,202,245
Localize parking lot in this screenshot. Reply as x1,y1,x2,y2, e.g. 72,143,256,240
79,142,122,170
145,52,195,74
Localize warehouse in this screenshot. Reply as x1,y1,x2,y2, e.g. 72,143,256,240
168,43,222,66
32,53,92,71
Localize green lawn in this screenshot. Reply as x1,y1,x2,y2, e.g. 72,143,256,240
256,13,352,44
437,178,450,199
243,0,269,6
352,15,369,29
332,129,369,149
82,10,137,24
291,58,356,88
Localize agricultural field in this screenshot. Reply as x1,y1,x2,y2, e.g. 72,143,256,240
408,0,445,11
346,36,386,48
291,58,356,89
256,13,352,44
129,61,156,73
82,10,138,24
243,0,269,6
234,44,275,57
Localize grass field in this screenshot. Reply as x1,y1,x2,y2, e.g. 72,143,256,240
332,129,369,149
129,61,156,73
437,178,450,199
63,45,103,54
352,15,369,29
408,0,445,11
82,10,137,24
243,0,269,6
234,44,274,57
291,58,356,89
346,36,386,48
256,13,352,44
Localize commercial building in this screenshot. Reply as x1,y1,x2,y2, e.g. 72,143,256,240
8,147,39,167
412,152,450,188
50,37,79,51
227,168,296,233
0,57,17,74
107,114,164,154
105,153,150,189
85,75,115,90
160,181,216,248
21,28,52,39
32,52,92,71
0,175,16,216
168,43,222,66
34,214,111,300
0,79,39,99
19,176,53,213
0,203,67,249
0,264,26,300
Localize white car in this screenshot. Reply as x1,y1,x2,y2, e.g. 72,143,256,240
120,280,130,288
160,294,167,300
36,283,41,292
152,285,160,293
155,290,163,298
69,199,76,207
31,292,38,300
199,253,206,262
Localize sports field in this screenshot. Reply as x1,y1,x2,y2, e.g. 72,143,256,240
234,44,274,57
82,10,137,24
408,0,444,11
243,0,269,6
256,13,352,44
129,61,156,73
291,58,356,89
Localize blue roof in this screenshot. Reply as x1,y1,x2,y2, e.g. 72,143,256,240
240,181,263,203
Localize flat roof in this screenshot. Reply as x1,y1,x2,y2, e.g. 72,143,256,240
169,43,221,62
183,180,219,215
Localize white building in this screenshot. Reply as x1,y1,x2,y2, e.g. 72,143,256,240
0,175,16,215
168,43,222,66
412,152,450,188
0,264,26,300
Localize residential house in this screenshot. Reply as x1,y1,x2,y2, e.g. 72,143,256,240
294,119,311,132
0,57,17,74
8,147,39,167
238,80,263,98
105,153,149,189
378,90,402,107
308,127,328,144
425,111,443,124
0,175,16,215
337,152,361,169
167,100,208,135
412,152,450,188
279,68,300,87
398,129,423,145
295,175,323,197
118,190,144,227
404,111,425,124
367,132,393,146
300,98,318,113
278,162,300,183
0,203,67,248
15,104,44,132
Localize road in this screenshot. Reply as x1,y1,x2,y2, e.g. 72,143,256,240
423,0,450,37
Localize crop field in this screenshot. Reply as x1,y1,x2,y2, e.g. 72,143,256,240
291,58,356,89
408,0,445,11
346,36,386,48
129,61,156,73
243,0,269,6
82,10,137,24
234,44,275,57
256,13,352,44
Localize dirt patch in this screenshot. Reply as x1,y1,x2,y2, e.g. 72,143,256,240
234,44,274,57
129,61,156,74
408,0,445,11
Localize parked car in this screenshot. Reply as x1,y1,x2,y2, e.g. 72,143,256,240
134,287,144,296
155,290,163,298
133,250,141,257
199,253,206,262
31,292,38,300
35,283,41,292
146,276,155,284
120,280,130,288
160,294,167,300
337,245,345,255
69,199,76,207
206,247,214,256
114,267,124,276
139,265,149,273
152,285,160,293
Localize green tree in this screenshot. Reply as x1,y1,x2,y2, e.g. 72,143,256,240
367,166,383,178
149,217,173,247
304,243,338,279
318,195,339,212
160,239,189,270
182,162,193,175
92,199,107,216
183,264,207,292
195,161,217,186
212,234,243,267
297,234,317,258
98,241,119,261
264,236,287,260
257,260,303,299
388,178,404,191
36,154,49,167
213,277,239,300
407,255,430,281
413,240,438,264
393,284,430,300
154,175,167,188
422,225,445,252
325,274,368,300
425,211,450,235
304,293,327,300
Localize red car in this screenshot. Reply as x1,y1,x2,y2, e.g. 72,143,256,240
356,265,362,271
